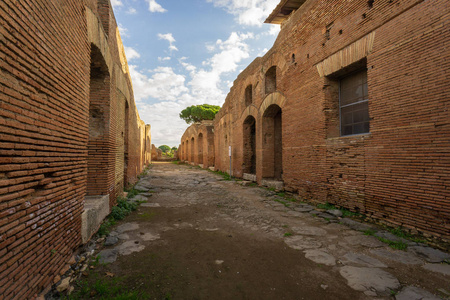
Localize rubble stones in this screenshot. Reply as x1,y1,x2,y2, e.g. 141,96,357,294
104,236,119,246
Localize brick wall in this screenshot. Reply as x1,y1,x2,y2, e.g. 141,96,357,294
0,0,151,298
212,0,449,241
180,121,215,169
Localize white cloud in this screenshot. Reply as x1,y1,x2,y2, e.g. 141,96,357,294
124,46,140,61
118,24,129,37
129,65,189,102
126,7,137,14
147,0,167,13
158,33,179,52
158,56,171,62
127,32,254,145
206,0,279,27
111,0,123,8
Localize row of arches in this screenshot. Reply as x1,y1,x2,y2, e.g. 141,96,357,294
242,103,282,181
179,122,215,169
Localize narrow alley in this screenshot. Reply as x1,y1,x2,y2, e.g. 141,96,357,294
72,162,449,300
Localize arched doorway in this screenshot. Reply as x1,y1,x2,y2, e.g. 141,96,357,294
243,116,256,175
262,104,282,180
198,133,204,165
190,137,195,163
87,44,110,196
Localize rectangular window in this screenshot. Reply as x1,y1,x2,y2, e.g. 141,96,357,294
340,70,369,136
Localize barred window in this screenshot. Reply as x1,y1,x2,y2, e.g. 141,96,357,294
340,70,369,136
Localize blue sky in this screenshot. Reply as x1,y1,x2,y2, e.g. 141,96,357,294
111,0,280,147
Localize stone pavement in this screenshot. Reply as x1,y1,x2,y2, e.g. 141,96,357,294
87,162,449,299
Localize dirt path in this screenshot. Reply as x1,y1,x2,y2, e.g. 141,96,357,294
71,162,449,300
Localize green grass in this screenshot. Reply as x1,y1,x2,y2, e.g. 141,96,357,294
386,227,427,244
210,169,232,180
97,198,139,237
364,229,408,250
274,198,291,207
67,276,149,300
283,232,293,237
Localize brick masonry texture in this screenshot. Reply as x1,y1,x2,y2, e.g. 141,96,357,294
0,0,151,298
181,0,449,242
180,121,215,169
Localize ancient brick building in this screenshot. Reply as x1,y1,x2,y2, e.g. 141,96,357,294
0,0,151,298
181,0,449,241
180,121,215,169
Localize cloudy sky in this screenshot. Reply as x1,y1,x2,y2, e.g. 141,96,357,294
112,0,280,147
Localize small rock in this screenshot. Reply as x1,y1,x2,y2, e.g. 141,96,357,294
104,236,119,246
67,285,75,295
320,284,328,290
80,264,88,272
215,260,224,265
56,277,70,292
68,256,76,265
309,210,320,215
96,237,105,243
53,275,61,284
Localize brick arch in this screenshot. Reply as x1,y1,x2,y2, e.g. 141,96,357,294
86,7,112,76
239,105,259,125
258,92,286,116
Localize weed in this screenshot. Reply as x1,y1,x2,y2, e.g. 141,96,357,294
386,227,427,244
67,277,149,300
284,232,293,237
390,290,398,296
276,192,286,197
282,225,288,228
51,249,56,256
378,237,407,250
316,202,335,210
363,229,376,236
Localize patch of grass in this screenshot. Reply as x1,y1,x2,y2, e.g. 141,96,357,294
110,198,138,221
276,192,286,197
67,276,149,300
138,212,156,220
386,227,427,244
96,198,139,237
213,170,232,180
284,232,293,237
274,198,290,207
364,229,407,250
316,202,336,210
363,229,376,236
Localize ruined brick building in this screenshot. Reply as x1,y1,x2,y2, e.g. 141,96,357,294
179,120,215,170
181,0,449,241
1,1,151,298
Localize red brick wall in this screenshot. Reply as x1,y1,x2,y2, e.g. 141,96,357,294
213,0,449,241
0,0,151,298
180,121,215,169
